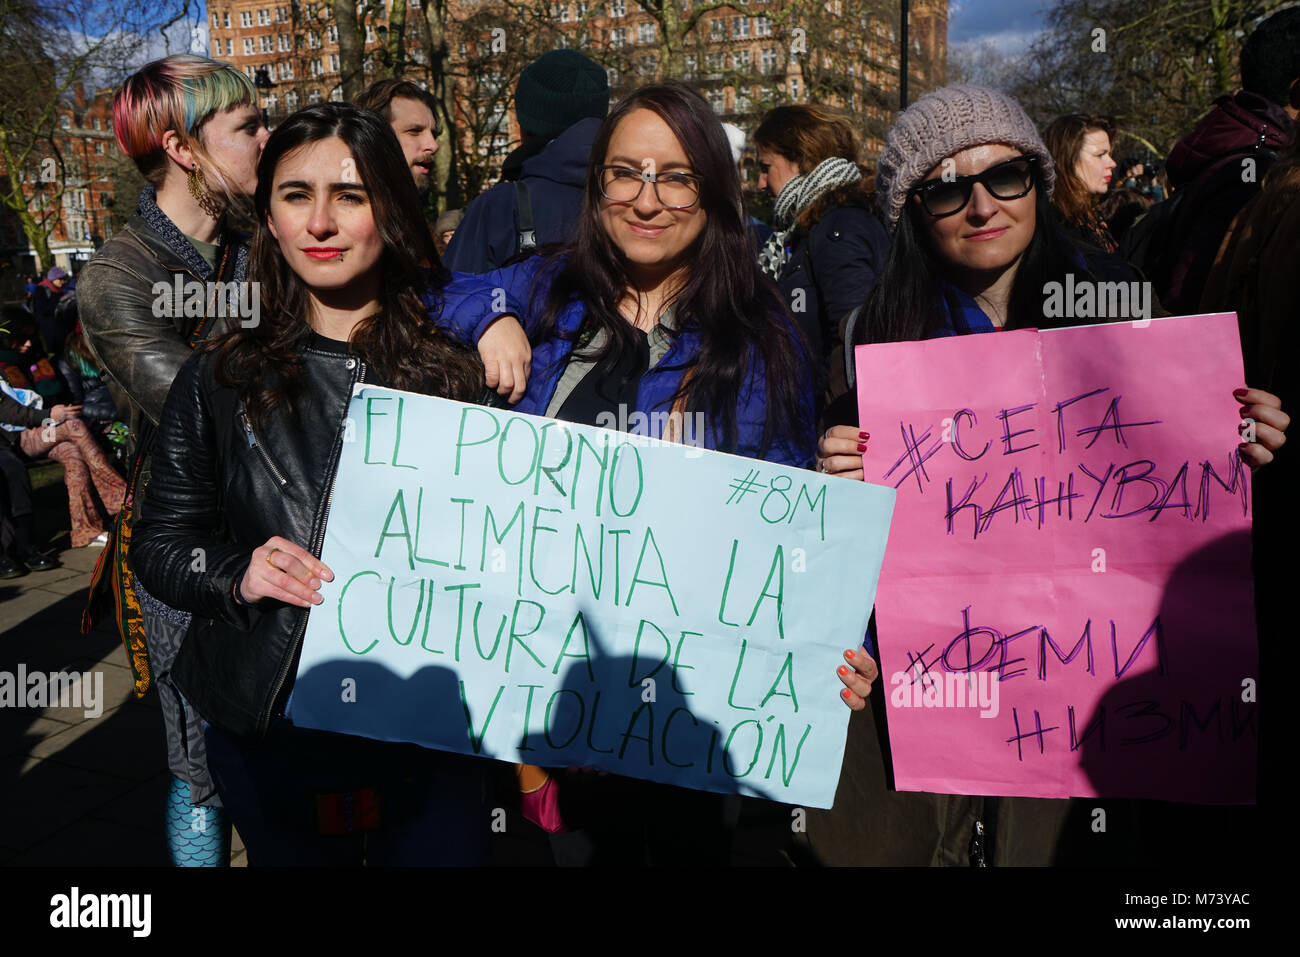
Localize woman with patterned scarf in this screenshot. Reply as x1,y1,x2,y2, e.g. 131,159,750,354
77,54,269,867
753,105,890,409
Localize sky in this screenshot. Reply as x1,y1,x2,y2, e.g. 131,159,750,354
948,0,1049,56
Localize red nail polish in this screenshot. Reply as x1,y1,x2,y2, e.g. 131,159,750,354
857,442,867,452
845,649,855,659
841,688,851,698
838,665,850,675
859,431,869,440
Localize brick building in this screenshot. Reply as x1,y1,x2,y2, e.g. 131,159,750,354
206,1,947,192
0,85,121,289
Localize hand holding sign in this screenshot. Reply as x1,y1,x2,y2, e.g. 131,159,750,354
288,389,896,808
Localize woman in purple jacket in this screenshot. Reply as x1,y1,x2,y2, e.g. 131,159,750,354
439,82,816,863
441,82,815,471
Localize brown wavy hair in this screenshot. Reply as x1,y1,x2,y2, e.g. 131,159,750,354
752,104,876,233
210,103,482,425
1043,113,1114,226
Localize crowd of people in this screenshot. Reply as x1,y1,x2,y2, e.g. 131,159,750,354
3,4,1289,867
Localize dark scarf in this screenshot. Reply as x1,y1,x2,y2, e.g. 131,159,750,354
136,185,249,282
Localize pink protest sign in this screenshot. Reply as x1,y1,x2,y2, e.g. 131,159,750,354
855,313,1257,803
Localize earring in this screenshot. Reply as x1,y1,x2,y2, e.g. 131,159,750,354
187,165,224,219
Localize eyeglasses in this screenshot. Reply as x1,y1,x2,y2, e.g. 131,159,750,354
598,165,702,209
910,155,1038,218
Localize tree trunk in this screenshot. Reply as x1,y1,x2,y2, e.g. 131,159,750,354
334,0,365,99
386,0,408,77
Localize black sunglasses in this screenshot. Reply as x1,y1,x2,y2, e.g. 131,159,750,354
910,155,1038,218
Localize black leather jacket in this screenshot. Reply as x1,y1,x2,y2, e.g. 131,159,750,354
77,210,245,468
131,334,370,737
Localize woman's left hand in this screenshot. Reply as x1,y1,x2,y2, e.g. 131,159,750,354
1235,387,1288,469
837,648,879,711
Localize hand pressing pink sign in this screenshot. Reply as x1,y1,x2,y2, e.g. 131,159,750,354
855,313,1256,803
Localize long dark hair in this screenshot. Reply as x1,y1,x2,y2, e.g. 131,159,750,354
211,103,482,424
858,167,1086,344
529,82,809,455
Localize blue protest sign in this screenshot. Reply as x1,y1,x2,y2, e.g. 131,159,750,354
288,387,894,808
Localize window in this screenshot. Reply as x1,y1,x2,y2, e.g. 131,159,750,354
226,38,233,55
267,93,278,113
243,38,255,55
257,9,270,26
365,24,375,42
733,16,749,38
279,61,294,79
707,88,724,113
790,77,800,99
576,1,588,15
224,13,230,28
704,51,723,74
92,117,101,130
555,3,570,21
307,32,320,49
327,25,337,43
259,35,273,53
328,53,340,72
637,21,655,44
732,49,750,71
276,5,288,22
278,34,290,51
711,18,725,39
610,27,625,47
95,142,104,154
244,65,255,80
286,91,299,109
240,11,252,27
637,54,655,76
610,0,625,16
331,87,343,102
309,88,322,103
60,115,70,130
309,58,322,77
760,47,778,74
606,66,618,87
755,16,771,37
211,12,219,28
684,54,696,79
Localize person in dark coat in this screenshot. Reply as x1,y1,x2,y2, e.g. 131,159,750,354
751,105,889,410
441,50,608,273
1125,6,1299,312
31,266,70,356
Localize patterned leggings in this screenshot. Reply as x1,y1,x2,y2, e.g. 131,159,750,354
20,419,126,547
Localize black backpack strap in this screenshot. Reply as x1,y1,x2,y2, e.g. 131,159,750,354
515,180,537,254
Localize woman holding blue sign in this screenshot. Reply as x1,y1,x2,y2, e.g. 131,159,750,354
811,85,1286,867
131,104,503,865
439,82,817,864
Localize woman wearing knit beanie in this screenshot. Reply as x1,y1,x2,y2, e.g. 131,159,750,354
752,106,889,397
1042,113,1120,253
809,85,1287,867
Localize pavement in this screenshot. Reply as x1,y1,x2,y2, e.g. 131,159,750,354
0,468,247,866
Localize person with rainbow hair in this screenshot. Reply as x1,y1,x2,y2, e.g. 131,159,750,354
79,53,269,867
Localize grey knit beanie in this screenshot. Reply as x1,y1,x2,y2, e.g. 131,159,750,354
876,84,1055,232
